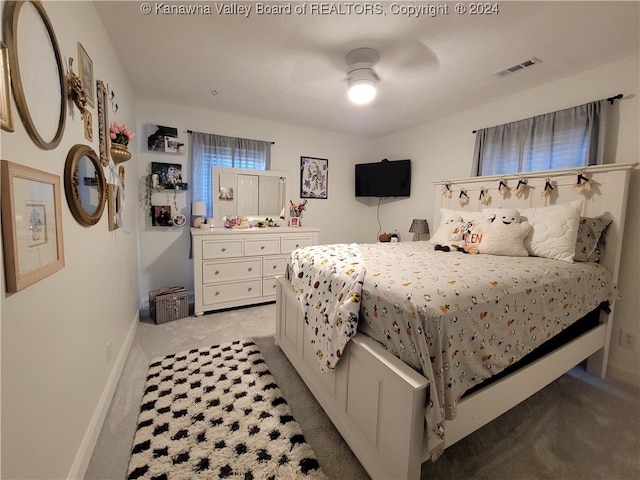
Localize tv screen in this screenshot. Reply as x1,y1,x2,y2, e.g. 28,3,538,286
355,159,411,197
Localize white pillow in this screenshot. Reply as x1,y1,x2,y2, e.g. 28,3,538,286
498,200,583,262
439,208,483,225
429,216,463,245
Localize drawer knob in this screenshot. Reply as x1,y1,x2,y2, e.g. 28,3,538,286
221,247,226,252
248,287,253,292
295,244,300,248
272,265,277,270
214,270,220,275
248,267,253,272
215,291,220,296
260,245,265,250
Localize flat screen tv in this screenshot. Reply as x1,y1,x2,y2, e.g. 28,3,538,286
355,159,411,197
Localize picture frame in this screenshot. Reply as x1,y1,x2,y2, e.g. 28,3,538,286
289,216,300,227
151,161,187,190
77,42,94,107
300,156,328,199
151,205,172,226
1,41,14,132
1,160,65,292
96,80,109,166
145,124,184,154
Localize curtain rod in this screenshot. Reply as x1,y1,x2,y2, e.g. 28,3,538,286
186,129,275,144
471,93,624,134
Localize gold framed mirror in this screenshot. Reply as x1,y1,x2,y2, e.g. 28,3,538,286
2,0,66,149
64,144,106,226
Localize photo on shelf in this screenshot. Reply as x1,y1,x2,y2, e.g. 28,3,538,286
151,205,172,226
145,124,184,154
151,162,187,190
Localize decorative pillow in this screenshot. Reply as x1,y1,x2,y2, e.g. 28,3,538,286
439,208,483,225
463,210,531,257
509,200,583,263
429,215,463,245
574,216,612,262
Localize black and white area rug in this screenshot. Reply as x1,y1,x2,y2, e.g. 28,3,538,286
127,339,327,479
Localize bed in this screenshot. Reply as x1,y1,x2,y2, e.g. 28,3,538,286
275,163,635,480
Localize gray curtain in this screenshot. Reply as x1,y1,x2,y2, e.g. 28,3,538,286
189,131,271,217
472,100,607,176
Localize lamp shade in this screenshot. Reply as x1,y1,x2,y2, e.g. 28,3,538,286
191,201,206,216
409,218,429,234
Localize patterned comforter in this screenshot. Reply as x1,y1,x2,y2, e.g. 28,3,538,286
288,241,618,457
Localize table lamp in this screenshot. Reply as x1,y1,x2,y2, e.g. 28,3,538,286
192,201,207,228
409,218,429,241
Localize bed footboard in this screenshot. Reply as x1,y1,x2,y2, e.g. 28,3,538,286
276,276,429,480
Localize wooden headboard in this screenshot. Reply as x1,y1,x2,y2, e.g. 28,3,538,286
433,163,637,284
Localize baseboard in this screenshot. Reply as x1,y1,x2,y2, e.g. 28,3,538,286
607,360,640,388
66,311,139,479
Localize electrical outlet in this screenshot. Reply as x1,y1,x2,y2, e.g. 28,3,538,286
106,339,112,365
618,329,637,350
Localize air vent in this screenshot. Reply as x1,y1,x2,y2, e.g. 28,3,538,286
495,57,541,77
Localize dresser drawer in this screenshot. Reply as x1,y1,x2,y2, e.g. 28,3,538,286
203,258,262,283
263,256,288,277
245,238,280,256
262,277,278,297
203,279,261,304
202,239,243,259
281,236,313,253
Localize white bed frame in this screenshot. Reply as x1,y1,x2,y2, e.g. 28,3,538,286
275,163,636,480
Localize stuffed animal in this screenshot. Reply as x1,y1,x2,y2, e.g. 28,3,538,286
434,220,480,253
430,215,463,249
463,209,531,257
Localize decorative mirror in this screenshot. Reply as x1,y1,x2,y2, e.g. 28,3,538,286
64,144,106,226
212,167,288,221
2,0,66,150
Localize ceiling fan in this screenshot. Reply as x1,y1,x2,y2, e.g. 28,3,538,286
291,39,439,104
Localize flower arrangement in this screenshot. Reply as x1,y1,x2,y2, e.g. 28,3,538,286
110,122,135,146
289,199,307,217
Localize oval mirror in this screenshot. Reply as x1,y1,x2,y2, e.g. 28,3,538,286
2,0,66,149
64,144,106,226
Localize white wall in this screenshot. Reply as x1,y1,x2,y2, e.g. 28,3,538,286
1,4,637,478
371,55,640,385
135,99,374,308
0,2,139,478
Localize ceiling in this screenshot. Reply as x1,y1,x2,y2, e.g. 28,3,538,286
95,1,639,138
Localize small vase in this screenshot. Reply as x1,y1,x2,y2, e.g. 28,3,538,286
110,143,132,164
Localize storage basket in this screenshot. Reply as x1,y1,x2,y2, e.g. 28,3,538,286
149,287,189,324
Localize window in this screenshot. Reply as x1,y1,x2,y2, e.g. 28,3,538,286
472,100,606,176
189,132,271,216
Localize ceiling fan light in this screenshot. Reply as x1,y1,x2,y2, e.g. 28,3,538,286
348,79,376,104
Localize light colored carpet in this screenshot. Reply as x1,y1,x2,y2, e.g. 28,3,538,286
86,303,640,480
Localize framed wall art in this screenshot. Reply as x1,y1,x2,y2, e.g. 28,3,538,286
151,205,172,226
151,161,187,190
145,124,185,154
77,42,94,107
1,160,65,292
96,80,109,166
300,156,328,199
1,41,14,132
2,0,66,149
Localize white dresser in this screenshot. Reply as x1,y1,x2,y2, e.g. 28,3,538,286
191,227,319,316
